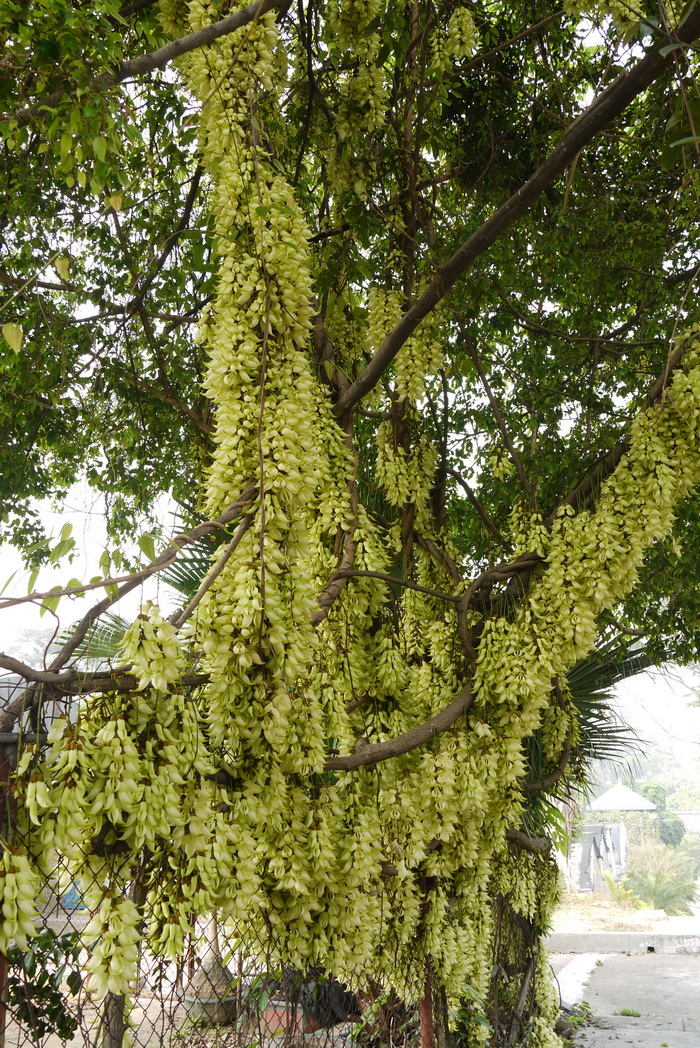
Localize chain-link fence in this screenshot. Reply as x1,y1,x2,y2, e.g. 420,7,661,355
0,677,565,1048
1,718,422,1048
1,852,411,1048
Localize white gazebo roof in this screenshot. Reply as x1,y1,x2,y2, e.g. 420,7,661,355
589,783,656,811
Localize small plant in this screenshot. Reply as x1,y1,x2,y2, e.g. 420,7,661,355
595,959,603,967
568,1001,593,1030
603,871,644,908
614,1007,641,1017
5,929,82,1044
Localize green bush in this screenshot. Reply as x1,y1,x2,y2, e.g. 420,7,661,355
622,869,698,915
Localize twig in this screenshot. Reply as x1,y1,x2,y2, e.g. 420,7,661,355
327,569,461,603
169,514,254,628
544,345,684,525
325,681,473,771
463,332,534,499
46,485,256,673
449,469,514,553
0,488,255,614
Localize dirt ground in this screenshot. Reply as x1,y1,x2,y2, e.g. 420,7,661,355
551,891,669,932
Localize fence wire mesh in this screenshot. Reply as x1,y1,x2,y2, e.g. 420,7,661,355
1,857,419,1048
0,781,423,1048
1,679,561,1048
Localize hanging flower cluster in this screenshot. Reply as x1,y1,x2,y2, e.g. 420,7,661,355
0,847,41,953
431,7,479,70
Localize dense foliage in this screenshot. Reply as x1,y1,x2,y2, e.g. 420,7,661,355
2,1,700,1046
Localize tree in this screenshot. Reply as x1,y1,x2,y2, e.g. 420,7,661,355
637,781,687,846
3,2,700,1046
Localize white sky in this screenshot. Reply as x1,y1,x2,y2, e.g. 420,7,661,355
613,666,700,773
0,482,179,660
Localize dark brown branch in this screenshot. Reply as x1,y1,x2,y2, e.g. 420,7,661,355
329,570,461,603
4,0,287,131
325,681,473,771
332,6,700,419
0,666,209,699
505,829,552,855
0,656,76,685
310,525,356,628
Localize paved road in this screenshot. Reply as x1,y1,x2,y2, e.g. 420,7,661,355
550,952,700,1047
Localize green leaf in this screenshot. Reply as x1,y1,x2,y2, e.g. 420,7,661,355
54,256,71,281
138,533,156,561
669,135,700,148
1,570,17,596
659,42,687,57
92,136,107,161
66,970,82,995
49,537,75,563
2,322,23,353
40,587,63,616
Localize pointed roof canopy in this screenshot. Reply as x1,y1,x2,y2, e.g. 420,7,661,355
589,783,657,811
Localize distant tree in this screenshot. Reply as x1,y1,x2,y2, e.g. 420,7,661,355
638,782,686,846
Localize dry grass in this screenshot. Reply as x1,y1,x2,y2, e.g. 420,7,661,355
552,892,668,932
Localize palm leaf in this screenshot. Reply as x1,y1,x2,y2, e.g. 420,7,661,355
52,612,130,664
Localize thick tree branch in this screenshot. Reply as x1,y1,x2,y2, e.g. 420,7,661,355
310,526,356,627
325,682,473,771
4,0,287,131
332,7,700,419
505,829,552,855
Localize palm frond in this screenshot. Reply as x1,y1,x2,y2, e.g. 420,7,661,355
161,537,218,599
52,612,130,664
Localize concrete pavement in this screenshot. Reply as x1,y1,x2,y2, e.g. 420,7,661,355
550,952,700,1047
